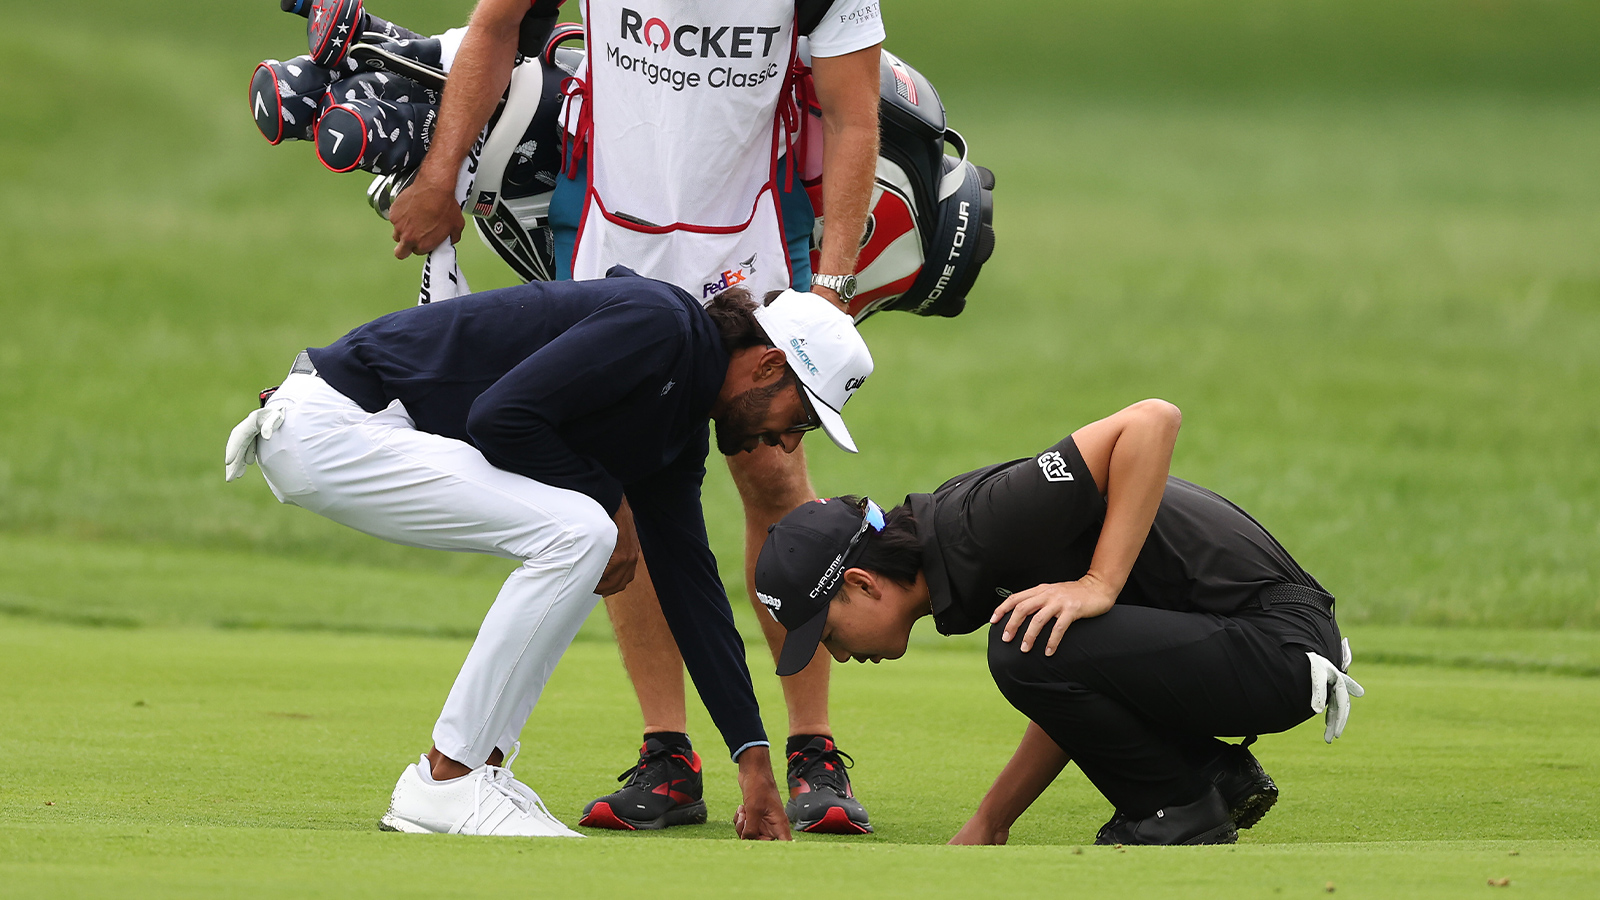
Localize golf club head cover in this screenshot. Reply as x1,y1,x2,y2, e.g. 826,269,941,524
316,97,436,174
250,56,337,144
286,0,424,42
307,0,364,67
359,11,425,43
329,70,438,106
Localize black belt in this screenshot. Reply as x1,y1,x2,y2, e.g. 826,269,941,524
1257,583,1334,614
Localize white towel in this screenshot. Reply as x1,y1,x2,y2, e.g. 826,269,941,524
416,146,475,305
417,26,479,306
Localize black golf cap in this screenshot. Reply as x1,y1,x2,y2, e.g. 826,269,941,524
755,498,881,676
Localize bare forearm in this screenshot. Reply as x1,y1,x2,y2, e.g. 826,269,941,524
816,119,877,276
811,45,882,295
977,722,1069,825
951,722,1068,843
1081,400,1181,596
415,2,521,189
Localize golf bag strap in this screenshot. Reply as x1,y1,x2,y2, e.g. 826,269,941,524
469,60,547,217
795,0,831,37
517,0,563,56
938,129,970,201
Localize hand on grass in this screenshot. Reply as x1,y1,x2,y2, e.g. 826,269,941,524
990,575,1117,655
948,814,1010,845
733,747,792,841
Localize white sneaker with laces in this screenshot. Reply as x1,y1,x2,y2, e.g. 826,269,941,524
379,753,583,837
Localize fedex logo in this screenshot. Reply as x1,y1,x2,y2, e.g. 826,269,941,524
702,254,759,298
620,8,783,58
701,267,748,298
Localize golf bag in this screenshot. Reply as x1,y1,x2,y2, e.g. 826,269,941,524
249,1,995,321
795,50,996,320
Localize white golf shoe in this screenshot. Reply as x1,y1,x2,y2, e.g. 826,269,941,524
379,753,583,837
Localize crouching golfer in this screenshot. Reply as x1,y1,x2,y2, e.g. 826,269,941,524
223,267,872,838
754,400,1363,845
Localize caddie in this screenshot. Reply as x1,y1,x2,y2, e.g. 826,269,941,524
223,269,872,838
386,0,888,834
754,400,1365,845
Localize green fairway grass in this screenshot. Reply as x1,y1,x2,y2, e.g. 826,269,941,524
3,0,1599,895
2,616,1597,895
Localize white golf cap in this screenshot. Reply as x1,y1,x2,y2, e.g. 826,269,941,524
752,290,874,453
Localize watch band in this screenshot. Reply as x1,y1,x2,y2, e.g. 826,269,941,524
812,272,858,300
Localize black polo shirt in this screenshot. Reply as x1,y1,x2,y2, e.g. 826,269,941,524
911,435,1331,637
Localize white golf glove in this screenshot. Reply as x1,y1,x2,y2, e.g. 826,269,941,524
1308,649,1365,743
223,405,286,482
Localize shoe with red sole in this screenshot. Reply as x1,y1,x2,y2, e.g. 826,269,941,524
786,737,872,834
579,738,707,830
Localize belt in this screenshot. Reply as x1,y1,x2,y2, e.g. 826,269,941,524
258,351,317,408
1257,583,1334,614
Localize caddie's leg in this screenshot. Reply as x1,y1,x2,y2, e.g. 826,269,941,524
725,444,830,735
728,444,871,833
580,565,717,831
601,561,689,735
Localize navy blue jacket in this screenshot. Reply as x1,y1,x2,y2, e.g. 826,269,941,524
308,267,765,757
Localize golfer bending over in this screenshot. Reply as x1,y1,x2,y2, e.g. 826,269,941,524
754,400,1363,845
223,269,872,838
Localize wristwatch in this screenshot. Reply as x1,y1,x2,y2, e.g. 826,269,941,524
811,272,858,300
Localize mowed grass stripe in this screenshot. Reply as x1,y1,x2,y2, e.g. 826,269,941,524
2,618,1596,847
4,827,1597,899
7,533,1600,677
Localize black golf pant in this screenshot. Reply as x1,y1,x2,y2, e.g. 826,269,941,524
988,602,1339,819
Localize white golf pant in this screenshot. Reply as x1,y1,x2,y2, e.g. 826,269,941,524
256,374,616,769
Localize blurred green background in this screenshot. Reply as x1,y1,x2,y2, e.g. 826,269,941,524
2,0,1595,636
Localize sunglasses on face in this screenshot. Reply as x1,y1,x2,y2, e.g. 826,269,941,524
784,389,823,435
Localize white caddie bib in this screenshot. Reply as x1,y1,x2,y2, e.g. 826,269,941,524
569,0,798,304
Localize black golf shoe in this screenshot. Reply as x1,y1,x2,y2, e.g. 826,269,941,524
1094,786,1238,846
579,738,707,830
1204,741,1279,830
785,737,872,834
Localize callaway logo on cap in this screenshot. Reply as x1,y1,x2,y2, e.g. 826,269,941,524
752,291,874,453
754,497,886,676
